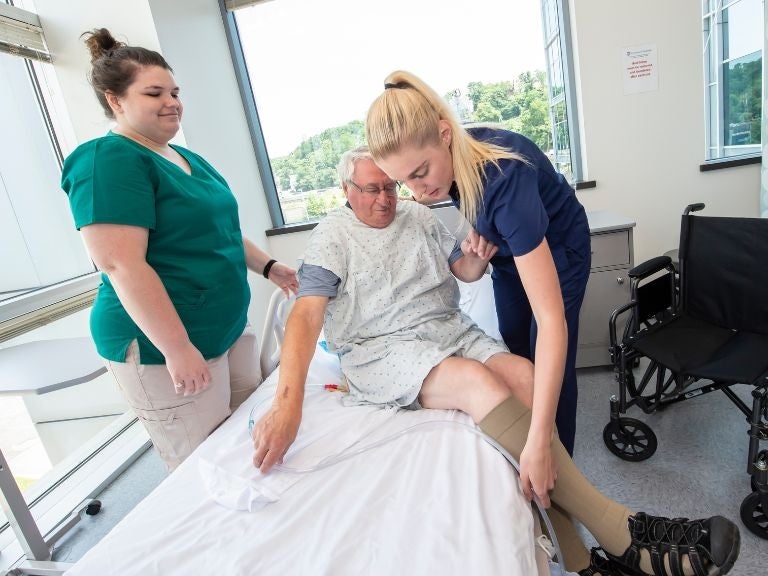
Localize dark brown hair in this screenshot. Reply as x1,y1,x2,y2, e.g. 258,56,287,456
82,28,173,119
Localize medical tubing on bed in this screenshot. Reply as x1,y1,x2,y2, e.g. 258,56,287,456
250,413,562,564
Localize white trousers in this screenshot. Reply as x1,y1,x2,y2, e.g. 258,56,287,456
105,326,261,471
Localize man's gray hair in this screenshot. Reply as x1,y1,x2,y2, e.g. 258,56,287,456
337,145,373,184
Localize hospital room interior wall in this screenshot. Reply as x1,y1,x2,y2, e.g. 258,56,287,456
570,0,760,263
35,0,277,334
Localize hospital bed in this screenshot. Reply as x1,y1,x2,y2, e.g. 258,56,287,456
59,279,566,576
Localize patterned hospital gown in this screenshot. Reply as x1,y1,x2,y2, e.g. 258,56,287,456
301,201,507,407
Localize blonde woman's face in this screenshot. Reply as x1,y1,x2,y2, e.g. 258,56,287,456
376,122,454,205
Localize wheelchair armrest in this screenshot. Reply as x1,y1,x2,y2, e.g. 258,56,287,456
608,300,637,349
628,255,672,279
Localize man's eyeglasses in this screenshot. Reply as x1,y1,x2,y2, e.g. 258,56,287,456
347,180,400,197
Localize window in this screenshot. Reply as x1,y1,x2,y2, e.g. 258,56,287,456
703,0,763,160
0,5,144,569
0,2,99,324
541,0,581,182
0,52,95,306
224,0,581,227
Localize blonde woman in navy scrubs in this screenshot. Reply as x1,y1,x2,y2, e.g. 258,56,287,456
62,29,297,471
366,73,593,569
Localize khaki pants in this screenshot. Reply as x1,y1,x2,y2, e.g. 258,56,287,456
106,326,261,471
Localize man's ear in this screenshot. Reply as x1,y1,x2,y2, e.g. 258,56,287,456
341,182,350,199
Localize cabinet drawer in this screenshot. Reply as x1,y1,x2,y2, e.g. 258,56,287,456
590,230,630,269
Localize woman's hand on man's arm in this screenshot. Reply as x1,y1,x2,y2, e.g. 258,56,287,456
242,237,299,295
450,229,498,282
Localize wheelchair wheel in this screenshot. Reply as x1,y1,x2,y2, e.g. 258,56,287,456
740,492,768,540
750,450,768,492
602,417,657,461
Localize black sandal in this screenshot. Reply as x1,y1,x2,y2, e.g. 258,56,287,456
579,547,630,576
606,512,740,576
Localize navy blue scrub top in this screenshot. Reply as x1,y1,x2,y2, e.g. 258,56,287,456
451,126,588,273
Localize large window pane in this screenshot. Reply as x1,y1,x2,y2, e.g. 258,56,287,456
233,0,550,226
540,0,577,182
703,0,763,160
723,52,762,148
723,0,762,60
0,52,94,303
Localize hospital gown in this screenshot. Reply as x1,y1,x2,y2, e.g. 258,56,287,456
300,201,508,407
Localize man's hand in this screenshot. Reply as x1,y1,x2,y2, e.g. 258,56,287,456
252,405,302,473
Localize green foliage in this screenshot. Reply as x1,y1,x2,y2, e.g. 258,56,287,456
463,70,552,151
304,189,342,219
305,192,328,218
725,56,762,144
272,70,553,200
272,120,366,193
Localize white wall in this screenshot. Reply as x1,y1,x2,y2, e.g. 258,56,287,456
570,0,761,263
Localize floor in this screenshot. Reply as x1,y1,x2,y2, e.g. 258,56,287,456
52,365,768,574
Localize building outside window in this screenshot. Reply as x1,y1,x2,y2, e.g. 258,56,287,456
703,0,763,160
224,0,582,227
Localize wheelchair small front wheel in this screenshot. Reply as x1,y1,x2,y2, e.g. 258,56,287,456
602,417,657,461
740,492,768,540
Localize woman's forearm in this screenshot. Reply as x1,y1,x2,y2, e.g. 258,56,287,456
243,237,275,276
528,317,568,445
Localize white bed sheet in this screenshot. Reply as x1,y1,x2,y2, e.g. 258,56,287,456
64,341,541,576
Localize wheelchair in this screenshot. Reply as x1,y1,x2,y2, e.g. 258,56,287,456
603,203,768,539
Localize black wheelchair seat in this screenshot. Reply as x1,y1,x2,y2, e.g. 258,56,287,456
604,203,768,540
631,316,768,384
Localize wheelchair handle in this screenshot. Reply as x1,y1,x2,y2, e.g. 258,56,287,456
683,203,705,216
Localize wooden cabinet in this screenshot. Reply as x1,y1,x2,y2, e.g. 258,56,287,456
576,211,635,368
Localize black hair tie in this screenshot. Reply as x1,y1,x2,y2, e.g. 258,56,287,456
384,82,408,90
262,259,277,279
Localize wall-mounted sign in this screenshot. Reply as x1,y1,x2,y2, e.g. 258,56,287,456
623,44,658,95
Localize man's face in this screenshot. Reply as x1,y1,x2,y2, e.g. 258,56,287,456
343,159,398,228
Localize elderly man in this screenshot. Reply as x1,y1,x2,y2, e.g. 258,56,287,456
252,145,532,474
250,147,741,576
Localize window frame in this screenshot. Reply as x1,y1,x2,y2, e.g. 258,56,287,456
702,0,763,162
219,1,285,227
221,0,585,229
540,0,583,183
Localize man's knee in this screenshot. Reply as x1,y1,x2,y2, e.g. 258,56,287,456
486,353,534,406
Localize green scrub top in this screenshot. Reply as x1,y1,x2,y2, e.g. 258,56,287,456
62,132,250,364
